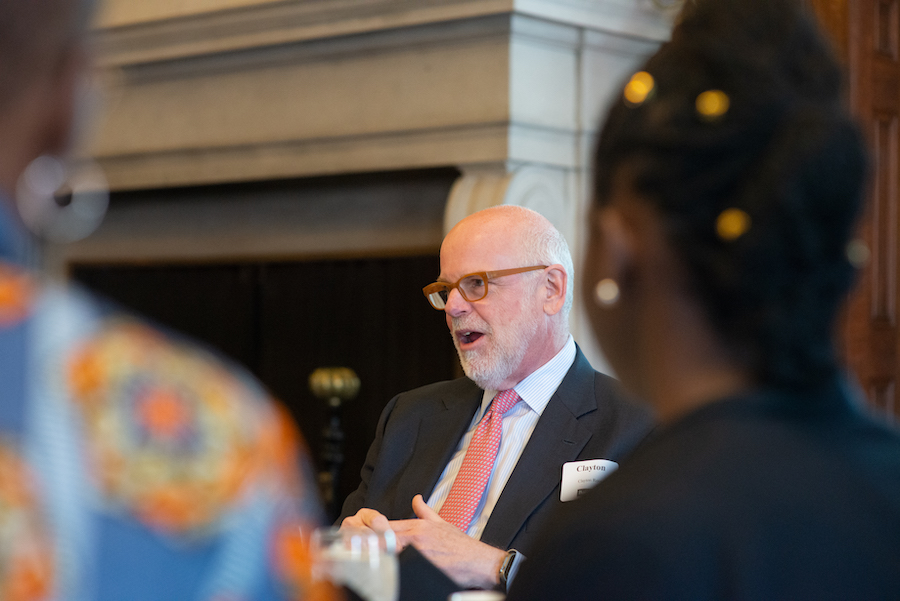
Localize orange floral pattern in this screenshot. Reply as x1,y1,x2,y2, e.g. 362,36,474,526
67,319,273,535
0,264,34,326
0,443,54,601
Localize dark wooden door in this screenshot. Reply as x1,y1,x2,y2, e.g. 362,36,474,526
811,0,900,422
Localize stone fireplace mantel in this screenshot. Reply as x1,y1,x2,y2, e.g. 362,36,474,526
73,0,676,371
91,0,671,192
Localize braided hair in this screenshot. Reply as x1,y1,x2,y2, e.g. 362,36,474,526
593,0,868,388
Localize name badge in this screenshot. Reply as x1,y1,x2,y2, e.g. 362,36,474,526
559,459,618,502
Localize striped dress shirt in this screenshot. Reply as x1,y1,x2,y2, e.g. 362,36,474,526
426,336,577,540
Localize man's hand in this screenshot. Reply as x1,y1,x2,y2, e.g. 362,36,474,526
340,508,391,534
388,494,506,590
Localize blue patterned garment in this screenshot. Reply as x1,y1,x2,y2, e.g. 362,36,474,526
0,197,332,601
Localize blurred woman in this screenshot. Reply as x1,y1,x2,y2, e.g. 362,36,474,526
0,1,327,599
507,0,900,598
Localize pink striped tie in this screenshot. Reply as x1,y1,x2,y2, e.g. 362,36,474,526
439,389,522,532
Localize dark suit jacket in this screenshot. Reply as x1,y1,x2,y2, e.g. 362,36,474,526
507,377,900,600
338,347,654,555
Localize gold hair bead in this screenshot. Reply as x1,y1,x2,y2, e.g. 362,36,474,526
716,208,751,241
623,72,655,107
696,89,730,121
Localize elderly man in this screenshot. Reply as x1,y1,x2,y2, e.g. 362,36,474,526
339,205,653,590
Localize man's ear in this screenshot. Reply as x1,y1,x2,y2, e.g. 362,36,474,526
541,264,567,316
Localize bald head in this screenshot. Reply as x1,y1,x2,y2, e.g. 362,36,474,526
438,205,573,389
446,206,574,321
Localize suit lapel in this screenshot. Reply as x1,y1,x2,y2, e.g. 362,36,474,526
391,386,482,518
480,349,597,549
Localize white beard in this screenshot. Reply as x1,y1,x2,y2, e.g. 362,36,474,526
451,311,541,390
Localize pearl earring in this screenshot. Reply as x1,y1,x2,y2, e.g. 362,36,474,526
594,278,620,307
16,155,108,243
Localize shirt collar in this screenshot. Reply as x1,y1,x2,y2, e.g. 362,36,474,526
480,335,577,417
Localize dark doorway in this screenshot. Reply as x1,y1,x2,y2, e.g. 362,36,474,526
72,255,458,519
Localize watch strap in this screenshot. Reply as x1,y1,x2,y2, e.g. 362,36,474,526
499,548,519,589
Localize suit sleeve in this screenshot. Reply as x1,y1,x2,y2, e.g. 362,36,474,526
336,393,401,523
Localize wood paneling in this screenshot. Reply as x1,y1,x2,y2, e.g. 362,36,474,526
877,0,899,59
871,114,899,326
813,0,900,422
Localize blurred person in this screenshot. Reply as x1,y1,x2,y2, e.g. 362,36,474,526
506,0,900,598
0,0,329,599
339,205,653,592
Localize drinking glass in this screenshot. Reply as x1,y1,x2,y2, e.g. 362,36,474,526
311,526,399,601
448,592,505,601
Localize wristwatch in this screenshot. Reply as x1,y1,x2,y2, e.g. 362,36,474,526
498,548,519,590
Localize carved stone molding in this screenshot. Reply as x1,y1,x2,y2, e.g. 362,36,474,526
87,0,673,191
96,0,673,68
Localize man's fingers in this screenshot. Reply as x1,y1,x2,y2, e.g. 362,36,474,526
362,510,390,532
387,518,414,531
366,512,391,532
340,515,367,531
411,494,442,522
361,509,391,532
341,509,391,533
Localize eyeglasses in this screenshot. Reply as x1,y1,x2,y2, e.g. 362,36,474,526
422,265,548,310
